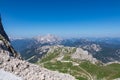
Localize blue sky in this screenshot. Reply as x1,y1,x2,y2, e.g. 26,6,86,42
0,0,120,38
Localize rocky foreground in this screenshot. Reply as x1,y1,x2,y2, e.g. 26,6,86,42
0,49,75,80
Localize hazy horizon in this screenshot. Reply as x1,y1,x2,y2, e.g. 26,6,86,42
0,0,120,38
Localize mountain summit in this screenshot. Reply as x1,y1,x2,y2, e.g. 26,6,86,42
34,34,61,44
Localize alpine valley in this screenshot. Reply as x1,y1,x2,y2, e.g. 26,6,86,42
11,34,120,80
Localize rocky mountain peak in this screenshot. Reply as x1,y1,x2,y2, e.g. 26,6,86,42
34,34,61,44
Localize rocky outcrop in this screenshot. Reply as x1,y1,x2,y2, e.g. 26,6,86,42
0,17,20,58
0,16,10,42
71,48,98,64
0,34,21,58
44,45,98,64
82,44,101,54
0,49,75,80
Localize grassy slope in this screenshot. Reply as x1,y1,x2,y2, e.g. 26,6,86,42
37,47,120,80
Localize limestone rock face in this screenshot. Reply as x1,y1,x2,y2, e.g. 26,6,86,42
71,48,98,64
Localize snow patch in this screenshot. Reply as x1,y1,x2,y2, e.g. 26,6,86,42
0,69,22,80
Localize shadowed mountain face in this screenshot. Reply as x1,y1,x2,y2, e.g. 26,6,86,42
11,37,120,63
0,17,10,42
0,17,20,58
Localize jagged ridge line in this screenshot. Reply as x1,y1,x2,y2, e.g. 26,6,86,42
0,34,21,59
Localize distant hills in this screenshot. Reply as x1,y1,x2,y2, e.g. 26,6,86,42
11,34,120,63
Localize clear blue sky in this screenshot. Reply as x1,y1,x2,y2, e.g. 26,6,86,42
0,0,120,38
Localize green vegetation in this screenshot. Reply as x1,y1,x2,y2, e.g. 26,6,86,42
40,52,59,63
76,77,87,80
37,47,120,80
41,60,120,80
44,61,73,73
43,61,88,80
105,63,120,79
63,55,71,60
80,61,112,79
79,61,120,79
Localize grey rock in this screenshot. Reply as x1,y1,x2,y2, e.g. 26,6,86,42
0,48,76,80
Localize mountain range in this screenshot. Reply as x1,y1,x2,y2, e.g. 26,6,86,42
11,34,120,80
0,16,120,80
11,35,120,63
